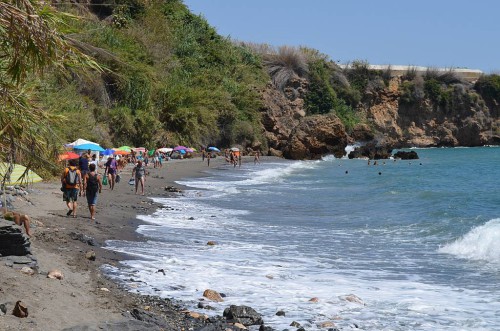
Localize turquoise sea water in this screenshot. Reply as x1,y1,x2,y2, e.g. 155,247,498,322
104,147,500,330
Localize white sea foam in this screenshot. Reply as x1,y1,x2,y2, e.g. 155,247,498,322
438,218,500,264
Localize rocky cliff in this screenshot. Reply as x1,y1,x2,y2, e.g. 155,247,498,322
260,79,348,160
357,77,500,148
260,76,500,160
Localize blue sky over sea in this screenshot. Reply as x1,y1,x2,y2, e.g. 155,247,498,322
184,0,499,73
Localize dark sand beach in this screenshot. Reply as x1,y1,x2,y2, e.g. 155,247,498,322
0,156,234,330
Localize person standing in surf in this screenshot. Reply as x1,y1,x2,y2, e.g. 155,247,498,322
132,160,146,195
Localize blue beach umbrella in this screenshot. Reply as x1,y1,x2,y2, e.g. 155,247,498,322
102,149,114,156
207,146,220,152
73,143,105,152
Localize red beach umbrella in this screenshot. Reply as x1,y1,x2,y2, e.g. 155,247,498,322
58,151,80,161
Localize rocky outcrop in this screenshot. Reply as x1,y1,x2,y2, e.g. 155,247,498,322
260,79,348,160
348,142,392,159
393,151,419,160
358,77,500,148
283,114,348,159
0,220,31,256
259,75,499,160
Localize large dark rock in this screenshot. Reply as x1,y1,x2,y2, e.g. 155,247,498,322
0,220,31,256
223,305,263,326
393,151,419,160
348,143,392,159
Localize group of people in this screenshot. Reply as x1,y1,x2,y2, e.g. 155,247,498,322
60,152,147,220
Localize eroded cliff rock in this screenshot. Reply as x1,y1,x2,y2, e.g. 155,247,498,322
260,79,348,160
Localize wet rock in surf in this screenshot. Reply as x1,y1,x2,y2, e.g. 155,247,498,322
223,305,263,326
203,289,224,302
393,150,419,159
340,294,365,305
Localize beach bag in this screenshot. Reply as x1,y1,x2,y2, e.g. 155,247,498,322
116,174,121,183
128,178,135,186
87,173,99,193
102,176,108,185
65,168,78,185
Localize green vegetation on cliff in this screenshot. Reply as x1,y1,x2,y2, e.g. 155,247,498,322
37,0,269,150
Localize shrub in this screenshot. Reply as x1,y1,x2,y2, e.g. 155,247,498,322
344,60,371,92
263,46,308,90
305,60,337,115
366,77,386,94
334,100,360,133
402,66,418,81
424,78,443,103
474,74,500,104
425,68,464,85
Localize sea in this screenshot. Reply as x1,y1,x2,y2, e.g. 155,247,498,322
103,147,500,331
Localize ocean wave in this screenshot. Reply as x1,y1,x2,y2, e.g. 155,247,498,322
438,218,500,264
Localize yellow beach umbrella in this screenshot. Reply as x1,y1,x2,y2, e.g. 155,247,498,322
0,162,43,186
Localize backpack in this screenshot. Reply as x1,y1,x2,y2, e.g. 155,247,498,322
65,168,78,186
86,173,99,193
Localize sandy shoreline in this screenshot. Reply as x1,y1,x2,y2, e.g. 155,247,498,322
0,155,235,330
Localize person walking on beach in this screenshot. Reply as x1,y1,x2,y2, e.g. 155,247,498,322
104,155,118,190
206,152,211,167
83,163,102,220
79,153,90,187
132,160,146,195
61,159,83,218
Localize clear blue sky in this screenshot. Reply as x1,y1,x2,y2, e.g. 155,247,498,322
183,0,499,73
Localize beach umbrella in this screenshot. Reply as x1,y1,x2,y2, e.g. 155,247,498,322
102,149,114,156
0,163,43,185
58,151,80,161
132,147,147,153
156,147,173,153
207,146,220,152
179,149,186,154
230,147,240,152
65,138,98,148
117,146,132,152
173,146,188,151
113,149,130,155
185,148,194,153
73,143,105,152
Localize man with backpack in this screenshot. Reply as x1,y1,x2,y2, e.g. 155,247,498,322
61,159,83,218
83,163,102,220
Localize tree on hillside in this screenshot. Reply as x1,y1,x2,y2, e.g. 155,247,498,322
0,0,99,187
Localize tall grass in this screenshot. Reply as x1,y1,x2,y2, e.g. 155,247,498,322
262,46,308,90
425,68,464,85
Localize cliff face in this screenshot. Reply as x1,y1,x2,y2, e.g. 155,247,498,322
358,77,500,148
260,79,348,160
260,76,500,160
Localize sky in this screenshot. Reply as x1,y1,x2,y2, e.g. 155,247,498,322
183,0,499,74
